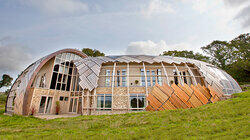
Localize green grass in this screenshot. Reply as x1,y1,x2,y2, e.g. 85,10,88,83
0,91,249,139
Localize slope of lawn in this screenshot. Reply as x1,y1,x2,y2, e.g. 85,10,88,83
0,91,249,139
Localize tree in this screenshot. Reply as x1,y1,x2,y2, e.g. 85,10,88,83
0,74,13,88
82,48,105,57
201,33,250,82
162,50,209,62
201,41,232,70
226,33,250,82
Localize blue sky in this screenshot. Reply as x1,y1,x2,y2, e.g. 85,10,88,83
0,0,249,91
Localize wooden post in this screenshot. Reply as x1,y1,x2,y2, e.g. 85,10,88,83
161,62,170,85
111,62,116,111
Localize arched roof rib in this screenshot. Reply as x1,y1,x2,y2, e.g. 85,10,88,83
75,55,242,95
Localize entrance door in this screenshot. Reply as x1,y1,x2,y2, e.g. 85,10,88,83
69,97,78,113
39,96,53,114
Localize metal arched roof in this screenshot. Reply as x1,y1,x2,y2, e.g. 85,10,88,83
6,49,87,115
75,55,242,95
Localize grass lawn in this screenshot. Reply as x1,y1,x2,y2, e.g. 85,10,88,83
0,91,249,139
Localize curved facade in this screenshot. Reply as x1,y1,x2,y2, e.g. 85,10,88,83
5,49,242,116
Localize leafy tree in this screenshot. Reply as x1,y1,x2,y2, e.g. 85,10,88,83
82,48,105,57
201,33,249,82
226,33,250,82
0,74,13,88
162,50,209,62
201,41,231,70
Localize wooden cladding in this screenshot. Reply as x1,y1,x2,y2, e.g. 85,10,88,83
146,83,222,111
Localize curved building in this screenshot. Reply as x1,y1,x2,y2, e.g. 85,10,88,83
5,49,242,116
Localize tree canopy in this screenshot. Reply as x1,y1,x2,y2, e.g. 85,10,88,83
162,50,209,62
161,33,249,83
0,74,13,88
82,48,105,57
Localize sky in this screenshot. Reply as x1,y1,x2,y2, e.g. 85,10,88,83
0,0,249,91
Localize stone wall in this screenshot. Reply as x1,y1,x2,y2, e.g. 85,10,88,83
29,88,70,115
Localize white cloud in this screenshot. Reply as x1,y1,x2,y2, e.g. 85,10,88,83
0,38,32,73
20,0,88,15
141,0,175,17
125,40,192,55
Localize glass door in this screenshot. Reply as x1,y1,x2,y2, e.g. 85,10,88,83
69,97,78,113
38,96,53,114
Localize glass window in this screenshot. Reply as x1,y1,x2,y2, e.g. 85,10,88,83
147,70,151,86
141,69,145,86
157,69,162,86
152,70,156,86
122,69,126,87
117,70,120,87
59,96,64,101
97,94,112,110
50,53,82,92
105,70,111,87
173,70,178,85
39,96,47,113
183,72,187,84
130,94,146,110
64,97,69,101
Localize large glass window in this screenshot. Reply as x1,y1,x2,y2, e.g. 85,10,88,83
50,53,82,92
130,94,146,110
97,94,112,110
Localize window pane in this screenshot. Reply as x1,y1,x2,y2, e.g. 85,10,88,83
58,74,62,83
55,58,60,64
157,69,162,86
73,98,77,112
122,69,126,87
152,71,156,86
62,84,66,90
60,96,64,101
50,72,57,89
105,95,112,108
147,70,151,86
130,95,137,108
117,70,120,87
59,65,64,73
56,83,61,90
69,98,73,112
45,97,53,114
54,64,59,72
138,96,145,108
39,96,47,113
105,70,111,87
97,96,104,108
141,69,145,86
66,76,71,91
173,70,178,85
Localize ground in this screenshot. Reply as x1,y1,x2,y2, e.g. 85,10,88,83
0,90,249,139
